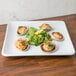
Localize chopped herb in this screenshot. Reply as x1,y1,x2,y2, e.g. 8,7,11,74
21,41,25,46
48,44,54,47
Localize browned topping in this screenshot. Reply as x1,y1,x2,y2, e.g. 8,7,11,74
41,42,55,52
40,24,52,31
17,26,28,35
16,38,29,51
52,32,63,40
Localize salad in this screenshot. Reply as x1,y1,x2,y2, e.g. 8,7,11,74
26,27,52,46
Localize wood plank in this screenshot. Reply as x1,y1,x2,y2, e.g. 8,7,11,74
0,14,76,76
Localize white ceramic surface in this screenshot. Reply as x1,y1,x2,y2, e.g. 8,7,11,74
2,21,75,56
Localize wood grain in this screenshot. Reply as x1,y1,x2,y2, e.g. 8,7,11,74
0,14,76,76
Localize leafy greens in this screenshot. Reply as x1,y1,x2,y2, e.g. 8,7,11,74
26,27,51,46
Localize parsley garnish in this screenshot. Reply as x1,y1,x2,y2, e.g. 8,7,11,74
48,44,53,47
21,41,25,46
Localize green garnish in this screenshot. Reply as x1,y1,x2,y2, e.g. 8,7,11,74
26,27,52,46
48,44,54,47
21,41,25,46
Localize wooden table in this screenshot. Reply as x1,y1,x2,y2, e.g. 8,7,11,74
0,14,76,76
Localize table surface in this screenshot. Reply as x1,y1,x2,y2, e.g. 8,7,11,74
0,14,76,76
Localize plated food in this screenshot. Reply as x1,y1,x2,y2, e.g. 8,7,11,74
52,32,64,41
26,27,51,46
16,23,64,52
41,41,55,52
40,23,52,31
17,26,28,35
15,38,29,51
